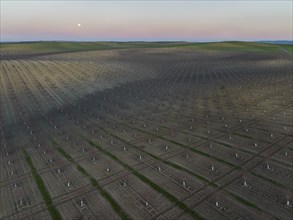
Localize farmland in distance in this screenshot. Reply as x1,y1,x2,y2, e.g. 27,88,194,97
0,42,292,220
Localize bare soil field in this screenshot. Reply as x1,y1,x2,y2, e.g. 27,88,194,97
0,42,292,219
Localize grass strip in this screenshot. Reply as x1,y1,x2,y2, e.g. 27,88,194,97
22,150,62,220
56,147,72,162
251,172,286,188
52,145,130,220
233,133,253,139
214,140,254,155
99,127,210,183
117,123,237,168
167,139,237,168
228,192,261,211
85,138,204,220
214,140,234,149
95,129,270,216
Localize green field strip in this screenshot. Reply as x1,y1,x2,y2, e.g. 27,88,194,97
215,142,288,188
167,139,237,167
232,132,253,139
118,122,238,168
227,192,261,211
22,149,63,220
250,127,271,132
103,121,290,191
84,137,205,220
99,127,211,183
225,190,281,220
99,128,278,218
251,172,286,188
0,41,195,56
283,133,293,138
50,139,130,220
216,139,292,168
1,42,286,59
215,128,272,144
214,140,254,155
170,127,211,141
279,44,293,52
270,158,292,167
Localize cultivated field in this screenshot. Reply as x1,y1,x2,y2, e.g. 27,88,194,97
0,42,292,220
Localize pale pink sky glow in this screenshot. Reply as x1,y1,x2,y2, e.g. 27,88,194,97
1,1,292,42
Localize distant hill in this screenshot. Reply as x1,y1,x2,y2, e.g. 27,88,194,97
257,40,293,45
0,41,292,59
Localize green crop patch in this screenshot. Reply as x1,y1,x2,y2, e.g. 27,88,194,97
99,127,209,183
86,138,205,220
57,147,73,161
227,192,263,212
251,172,286,188
52,139,130,220
279,44,293,52
22,150,62,220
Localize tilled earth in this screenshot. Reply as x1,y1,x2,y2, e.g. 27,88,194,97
0,47,292,220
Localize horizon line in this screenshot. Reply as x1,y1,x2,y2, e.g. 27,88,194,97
1,39,292,44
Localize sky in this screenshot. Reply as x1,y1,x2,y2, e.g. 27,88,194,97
1,0,292,42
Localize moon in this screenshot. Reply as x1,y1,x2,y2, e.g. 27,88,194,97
77,23,81,27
